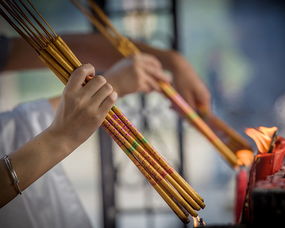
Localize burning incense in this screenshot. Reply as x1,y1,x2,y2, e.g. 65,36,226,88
0,0,204,223
70,0,253,168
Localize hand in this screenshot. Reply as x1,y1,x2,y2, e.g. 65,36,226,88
169,52,211,115
49,64,117,148
104,53,170,97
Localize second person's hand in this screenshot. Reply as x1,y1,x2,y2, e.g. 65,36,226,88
104,53,170,97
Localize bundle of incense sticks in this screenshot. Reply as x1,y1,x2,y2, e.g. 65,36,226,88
0,0,205,223
71,0,253,168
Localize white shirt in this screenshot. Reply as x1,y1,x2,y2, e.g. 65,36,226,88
0,99,92,228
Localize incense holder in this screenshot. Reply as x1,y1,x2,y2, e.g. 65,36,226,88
240,137,285,225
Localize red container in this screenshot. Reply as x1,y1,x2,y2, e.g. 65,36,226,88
235,167,249,223
239,136,285,223
255,137,285,181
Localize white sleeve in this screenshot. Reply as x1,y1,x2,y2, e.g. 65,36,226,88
0,99,55,158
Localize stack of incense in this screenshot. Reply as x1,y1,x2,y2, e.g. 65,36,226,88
0,0,205,223
71,0,252,168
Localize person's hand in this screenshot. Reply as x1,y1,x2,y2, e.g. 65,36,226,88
49,64,117,148
169,52,211,115
104,53,170,97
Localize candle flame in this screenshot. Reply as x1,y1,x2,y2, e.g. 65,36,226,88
245,126,278,153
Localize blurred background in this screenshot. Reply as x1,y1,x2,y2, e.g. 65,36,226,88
1,0,285,227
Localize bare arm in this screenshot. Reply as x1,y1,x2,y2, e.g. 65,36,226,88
0,64,117,207
3,32,211,112
3,33,121,72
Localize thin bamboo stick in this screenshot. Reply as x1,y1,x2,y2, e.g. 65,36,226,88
38,55,68,84
39,49,70,79
111,106,205,204
160,82,238,167
103,124,190,223
44,35,205,215
55,36,82,68
45,44,75,73
0,1,204,222
72,0,248,167
44,36,206,209
103,118,198,217
202,114,252,151
44,33,206,208
106,113,201,210
108,108,205,206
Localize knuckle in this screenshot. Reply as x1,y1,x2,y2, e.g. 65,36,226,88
86,63,95,71
95,75,106,85
109,92,117,103
105,97,115,107
94,76,107,86
75,67,84,76
77,66,88,77
104,83,113,92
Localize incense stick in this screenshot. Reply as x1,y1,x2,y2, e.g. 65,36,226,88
70,0,253,167
106,114,202,210
109,108,205,207
0,0,204,222
103,124,190,223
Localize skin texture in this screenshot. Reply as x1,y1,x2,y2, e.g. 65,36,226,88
0,64,117,207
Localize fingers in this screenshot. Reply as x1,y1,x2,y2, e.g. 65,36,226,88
140,53,162,69
182,91,196,109
138,54,170,83
179,86,211,115
144,75,161,92
82,75,107,98
99,91,118,114
144,64,170,83
195,89,212,115
89,82,115,109
66,64,95,91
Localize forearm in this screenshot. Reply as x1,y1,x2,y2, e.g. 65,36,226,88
0,128,75,207
3,33,122,72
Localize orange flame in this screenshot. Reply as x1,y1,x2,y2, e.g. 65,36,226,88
245,126,278,153
236,149,254,166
